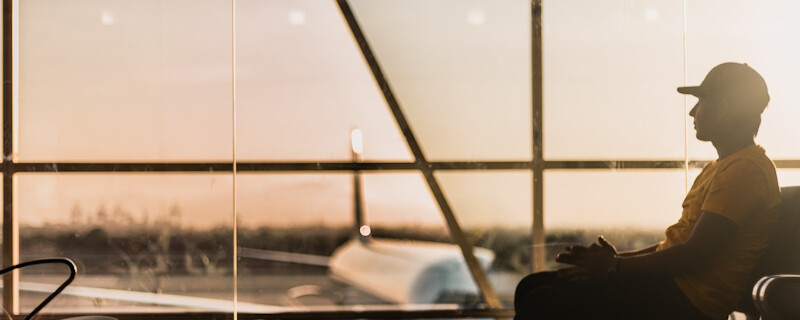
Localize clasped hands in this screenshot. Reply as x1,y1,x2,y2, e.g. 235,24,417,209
555,235,619,281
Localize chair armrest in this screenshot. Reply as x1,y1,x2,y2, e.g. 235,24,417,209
753,274,800,320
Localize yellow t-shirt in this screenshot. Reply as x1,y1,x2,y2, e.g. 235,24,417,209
656,145,780,319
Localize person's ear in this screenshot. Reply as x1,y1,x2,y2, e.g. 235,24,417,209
714,97,732,119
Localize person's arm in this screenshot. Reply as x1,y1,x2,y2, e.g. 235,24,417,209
617,211,737,274
557,211,738,275
617,243,660,257
564,236,657,258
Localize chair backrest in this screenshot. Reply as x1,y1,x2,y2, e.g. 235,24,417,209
752,274,800,320
753,186,800,276
736,186,800,316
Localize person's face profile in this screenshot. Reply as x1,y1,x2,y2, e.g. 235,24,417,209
689,96,722,141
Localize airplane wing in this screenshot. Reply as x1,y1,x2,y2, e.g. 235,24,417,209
238,247,329,267
17,281,293,313
12,281,461,314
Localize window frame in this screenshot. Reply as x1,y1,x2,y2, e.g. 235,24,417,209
4,0,800,319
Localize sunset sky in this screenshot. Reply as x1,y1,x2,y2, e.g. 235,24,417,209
10,0,800,232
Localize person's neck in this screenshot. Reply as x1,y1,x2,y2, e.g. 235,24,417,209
712,137,755,160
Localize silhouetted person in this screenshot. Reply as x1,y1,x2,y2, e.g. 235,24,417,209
514,62,780,320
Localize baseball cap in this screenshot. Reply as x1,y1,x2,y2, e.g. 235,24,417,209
677,62,770,113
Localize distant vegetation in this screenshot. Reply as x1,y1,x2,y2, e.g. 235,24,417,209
17,223,664,277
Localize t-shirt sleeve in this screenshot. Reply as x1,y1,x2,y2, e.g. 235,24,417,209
701,159,768,226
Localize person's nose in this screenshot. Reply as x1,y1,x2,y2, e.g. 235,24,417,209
689,103,698,117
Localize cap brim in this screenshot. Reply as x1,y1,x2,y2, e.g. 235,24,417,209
677,86,703,96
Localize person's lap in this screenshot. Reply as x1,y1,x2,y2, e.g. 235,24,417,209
514,271,712,320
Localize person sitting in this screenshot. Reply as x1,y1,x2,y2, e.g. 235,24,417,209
514,62,781,320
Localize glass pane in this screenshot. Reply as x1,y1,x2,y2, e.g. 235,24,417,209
685,1,800,160
363,172,443,230
235,173,355,311
543,169,687,270
18,0,233,162
543,0,685,160
16,173,235,313
436,170,532,307
361,172,479,308
234,0,412,162
348,0,532,161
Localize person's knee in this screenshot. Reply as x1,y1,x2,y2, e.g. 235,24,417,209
515,286,561,320
517,272,557,292
515,271,558,305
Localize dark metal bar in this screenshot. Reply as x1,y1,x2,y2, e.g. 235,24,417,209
531,0,545,272
238,162,414,171
12,162,234,172
544,160,710,170
7,160,782,173
774,160,800,169
2,173,17,314
8,161,525,172
1,0,9,162
18,309,516,320
2,0,18,313
428,161,531,170
335,0,502,309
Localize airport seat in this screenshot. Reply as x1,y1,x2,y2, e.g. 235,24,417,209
732,186,800,320
752,274,800,320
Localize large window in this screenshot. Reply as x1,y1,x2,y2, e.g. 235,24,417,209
3,0,800,319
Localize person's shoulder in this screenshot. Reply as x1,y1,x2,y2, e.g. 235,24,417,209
719,145,775,172
716,146,779,198
715,148,777,191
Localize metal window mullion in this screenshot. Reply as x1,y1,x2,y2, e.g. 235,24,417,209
2,0,18,314
532,0,546,272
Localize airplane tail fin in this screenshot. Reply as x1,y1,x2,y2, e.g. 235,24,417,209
351,128,371,243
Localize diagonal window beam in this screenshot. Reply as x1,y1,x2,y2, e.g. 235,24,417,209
336,0,503,309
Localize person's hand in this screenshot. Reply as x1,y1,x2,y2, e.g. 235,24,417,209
557,236,616,260
555,236,618,273
556,242,595,263
597,235,619,256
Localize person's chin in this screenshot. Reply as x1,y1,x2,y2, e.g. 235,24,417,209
695,133,712,141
